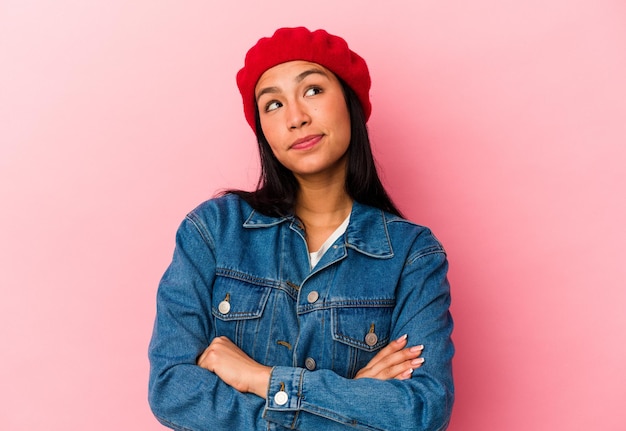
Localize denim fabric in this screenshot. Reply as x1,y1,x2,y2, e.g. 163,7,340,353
148,194,454,431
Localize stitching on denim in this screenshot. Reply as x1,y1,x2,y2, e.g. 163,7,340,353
215,267,298,301
154,414,196,431
211,282,272,320
235,319,244,345
386,217,419,227
347,341,358,377
212,295,270,320
407,247,446,265
216,267,282,288
333,333,390,351
291,368,306,428
330,305,393,351
298,405,385,431
185,212,217,254
312,299,395,307
243,209,291,228
344,243,394,259
381,211,394,256
297,299,395,315
262,297,276,361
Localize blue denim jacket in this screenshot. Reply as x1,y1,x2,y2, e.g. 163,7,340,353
148,194,454,431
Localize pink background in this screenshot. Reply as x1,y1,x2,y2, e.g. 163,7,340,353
1,1,625,429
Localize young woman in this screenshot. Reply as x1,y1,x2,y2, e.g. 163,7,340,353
149,27,454,431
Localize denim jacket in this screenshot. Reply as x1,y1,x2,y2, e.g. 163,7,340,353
148,194,454,431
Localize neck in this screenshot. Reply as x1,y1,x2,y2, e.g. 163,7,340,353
295,174,352,231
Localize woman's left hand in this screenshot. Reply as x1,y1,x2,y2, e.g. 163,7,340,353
197,336,272,399
354,334,424,380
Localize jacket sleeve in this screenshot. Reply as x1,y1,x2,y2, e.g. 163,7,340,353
148,216,267,430
262,248,454,431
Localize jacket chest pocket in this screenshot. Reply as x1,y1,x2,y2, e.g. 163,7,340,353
331,304,394,378
211,275,272,351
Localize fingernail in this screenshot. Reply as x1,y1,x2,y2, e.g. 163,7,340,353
411,358,425,366
396,334,408,343
410,345,424,352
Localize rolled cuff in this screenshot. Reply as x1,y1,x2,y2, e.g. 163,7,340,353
263,366,306,428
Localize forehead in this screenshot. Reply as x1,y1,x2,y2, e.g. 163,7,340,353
255,60,337,94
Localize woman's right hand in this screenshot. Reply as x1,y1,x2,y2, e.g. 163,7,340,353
196,336,271,399
353,334,424,381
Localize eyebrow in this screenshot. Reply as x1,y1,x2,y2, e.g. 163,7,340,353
255,68,330,102
296,68,329,83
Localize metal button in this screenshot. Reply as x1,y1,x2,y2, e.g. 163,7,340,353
274,390,288,406
218,300,231,314
307,291,319,303
365,332,378,346
305,357,316,371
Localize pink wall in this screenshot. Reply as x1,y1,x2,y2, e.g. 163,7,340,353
1,1,625,429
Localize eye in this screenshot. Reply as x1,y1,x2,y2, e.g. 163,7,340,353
264,100,282,112
304,86,323,97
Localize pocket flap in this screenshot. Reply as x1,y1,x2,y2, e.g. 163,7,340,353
332,305,393,352
211,276,271,321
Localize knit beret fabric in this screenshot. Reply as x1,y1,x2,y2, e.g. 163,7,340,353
236,27,372,133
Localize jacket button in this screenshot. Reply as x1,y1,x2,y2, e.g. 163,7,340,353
218,300,230,314
305,357,316,370
365,332,378,346
307,291,319,303
274,390,288,406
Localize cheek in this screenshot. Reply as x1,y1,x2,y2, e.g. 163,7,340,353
327,93,350,127
333,105,352,146
259,118,280,148
260,128,285,163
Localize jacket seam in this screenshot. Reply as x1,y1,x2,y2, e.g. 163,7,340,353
185,212,217,255
155,414,195,431
215,267,283,289
407,247,446,265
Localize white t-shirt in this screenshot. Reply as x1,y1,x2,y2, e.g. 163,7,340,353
309,215,350,268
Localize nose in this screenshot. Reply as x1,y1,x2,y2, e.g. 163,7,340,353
287,100,310,129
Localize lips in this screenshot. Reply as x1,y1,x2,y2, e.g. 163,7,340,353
290,134,323,150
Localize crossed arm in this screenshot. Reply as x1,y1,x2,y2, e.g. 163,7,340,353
196,333,425,398
150,214,453,430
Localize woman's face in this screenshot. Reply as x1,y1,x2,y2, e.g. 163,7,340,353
255,61,351,181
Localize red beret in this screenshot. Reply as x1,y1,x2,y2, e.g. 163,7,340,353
236,27,372,133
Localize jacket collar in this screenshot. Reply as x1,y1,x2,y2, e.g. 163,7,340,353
243,201,394,259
